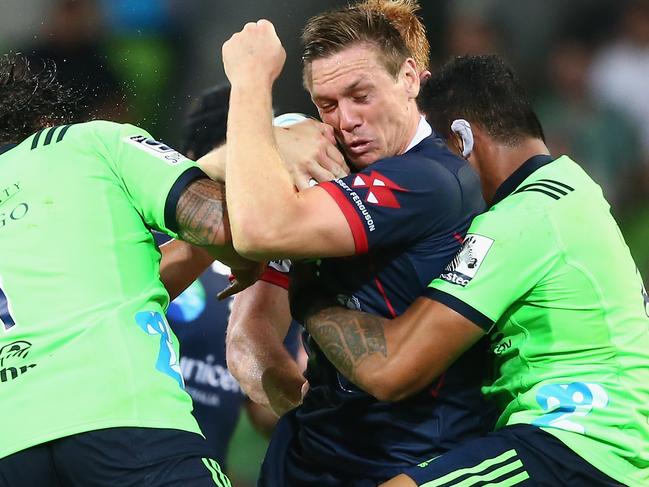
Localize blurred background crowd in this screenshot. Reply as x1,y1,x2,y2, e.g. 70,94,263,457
2,0,649,485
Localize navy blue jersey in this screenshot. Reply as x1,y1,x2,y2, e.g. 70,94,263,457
263,135,498,483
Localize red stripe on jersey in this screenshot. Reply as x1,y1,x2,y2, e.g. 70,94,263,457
320,181,369,254
453,232,464,244
374,276,397,318
259,268,289,290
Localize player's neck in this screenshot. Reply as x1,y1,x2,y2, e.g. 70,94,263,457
481,138,550,204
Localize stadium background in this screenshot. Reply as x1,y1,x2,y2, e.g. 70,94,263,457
2,0,648,485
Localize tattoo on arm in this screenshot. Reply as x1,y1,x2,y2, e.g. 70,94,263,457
176,179,226,247
305,307,387,382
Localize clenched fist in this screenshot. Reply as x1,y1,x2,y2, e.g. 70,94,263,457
222,19,286,87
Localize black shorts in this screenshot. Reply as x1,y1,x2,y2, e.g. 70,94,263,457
0,427,231,487
402,424,623,487
259,412,392,487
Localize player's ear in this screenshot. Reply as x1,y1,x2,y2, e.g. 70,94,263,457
402,58,420,98
450,119,473,159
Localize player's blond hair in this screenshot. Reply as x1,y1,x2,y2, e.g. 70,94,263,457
302,0,429,87
357,0,430,73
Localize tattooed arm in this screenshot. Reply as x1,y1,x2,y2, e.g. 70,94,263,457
158,178,259,298
303,297,485,402
176,178,230,248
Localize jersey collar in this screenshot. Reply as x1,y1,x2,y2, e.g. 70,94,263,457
0,144,17,155
490,154,555,207
404,116,433,153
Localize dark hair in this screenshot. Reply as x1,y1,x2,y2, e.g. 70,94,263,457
181,84,230,159
419,55,545,145
0,53,80,145
301,5,411,86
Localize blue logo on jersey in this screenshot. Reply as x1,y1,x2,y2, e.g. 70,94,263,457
168,280,206,323
135,311,184,388
532,382,608,434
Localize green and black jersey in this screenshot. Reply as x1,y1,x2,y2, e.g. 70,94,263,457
427,155,649,486
0,121,207,459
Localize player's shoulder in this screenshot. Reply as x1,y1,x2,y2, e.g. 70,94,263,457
78,120,150,139
496,156,587,214
368,136,471,191
47,120,149,148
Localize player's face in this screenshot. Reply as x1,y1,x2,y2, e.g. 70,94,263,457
308,44,419,169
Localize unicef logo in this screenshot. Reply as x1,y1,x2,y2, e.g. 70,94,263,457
168,280,206,323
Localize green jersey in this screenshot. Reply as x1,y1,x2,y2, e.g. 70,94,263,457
0,121,208,458
427,155,649,486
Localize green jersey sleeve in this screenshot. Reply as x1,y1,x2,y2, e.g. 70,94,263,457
425,206,554,330
102,122,207,238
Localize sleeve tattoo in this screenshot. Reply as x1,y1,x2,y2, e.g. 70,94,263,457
176,179,227,247
305,307,388,383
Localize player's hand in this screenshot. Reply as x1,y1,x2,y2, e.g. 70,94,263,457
218,260,266,300
275,119,349,190
222,19,286,87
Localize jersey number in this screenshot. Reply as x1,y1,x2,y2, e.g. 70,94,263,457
135,311,184,388
0,279,16,332
532,382,608,434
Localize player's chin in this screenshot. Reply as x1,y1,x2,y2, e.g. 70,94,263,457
347,151,377,170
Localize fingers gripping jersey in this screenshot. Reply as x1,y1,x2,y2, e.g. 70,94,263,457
0,121,207,459
428,155,649,486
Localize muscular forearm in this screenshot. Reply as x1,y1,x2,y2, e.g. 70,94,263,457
227,318,305,415
304,306,392,398
225,85,301,260
304,298,486,402
227,282,306,415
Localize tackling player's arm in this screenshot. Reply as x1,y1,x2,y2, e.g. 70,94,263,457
197,120,347,189
301,296,484,402
227,278,306,416
158,239,215,300
223,22,355,261
173,178,263,290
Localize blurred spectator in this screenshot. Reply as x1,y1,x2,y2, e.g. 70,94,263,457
587,0,649,283
536,37,643,209
26,0,124,121
97,0,185,138
444,0,502,57
590,0,649,155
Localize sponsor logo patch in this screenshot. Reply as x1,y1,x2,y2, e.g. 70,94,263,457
440,234,493,287
125,135,188,164
351,171,408,209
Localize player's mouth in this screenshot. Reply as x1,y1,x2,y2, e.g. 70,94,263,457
346,139,372,156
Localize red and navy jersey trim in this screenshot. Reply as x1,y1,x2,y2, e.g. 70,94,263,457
320,181,369,254
259,267,289,290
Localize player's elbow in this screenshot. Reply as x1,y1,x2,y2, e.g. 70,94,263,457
231,221,274,261
231,220,291,261
361,366,436,403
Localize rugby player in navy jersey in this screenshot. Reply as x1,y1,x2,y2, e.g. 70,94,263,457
222,3,497,486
